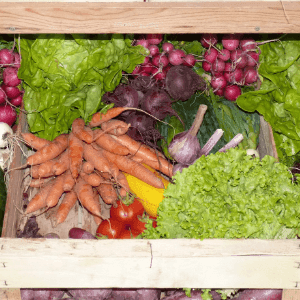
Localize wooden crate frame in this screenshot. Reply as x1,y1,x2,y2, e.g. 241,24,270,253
1,1,300,299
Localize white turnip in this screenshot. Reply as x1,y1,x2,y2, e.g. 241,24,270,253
162,42,174,53
224,84,241,101
204,48,218,64
146,34,163,45
200,34,218,48
168,49,186,66
222,34,240,51
0,48,14,67
3,67,21,87
0,121,13,148
0,105,17,126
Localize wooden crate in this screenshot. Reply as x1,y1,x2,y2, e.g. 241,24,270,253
1,1,300,299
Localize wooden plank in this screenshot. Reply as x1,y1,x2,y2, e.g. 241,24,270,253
283,289,300,300
0,289,22,300
0,2,299,34
1,238,300,289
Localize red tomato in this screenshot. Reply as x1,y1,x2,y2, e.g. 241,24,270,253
96,219,123,239
110,199,144,225
130,219,147,236
118,228,140,239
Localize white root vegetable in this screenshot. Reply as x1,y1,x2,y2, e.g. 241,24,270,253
0,121,13,148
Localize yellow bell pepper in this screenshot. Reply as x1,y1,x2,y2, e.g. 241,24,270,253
123,165,170,217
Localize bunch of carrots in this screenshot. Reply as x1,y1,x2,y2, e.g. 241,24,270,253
21,107,173,227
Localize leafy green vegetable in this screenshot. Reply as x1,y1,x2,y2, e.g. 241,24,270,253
236,36,300,164
0,167,7,234
143,148,300,240
18,34,147,140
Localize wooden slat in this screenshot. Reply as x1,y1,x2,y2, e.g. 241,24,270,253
1,238,300,289
0,2,299,34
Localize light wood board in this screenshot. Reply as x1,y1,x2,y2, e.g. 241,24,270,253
0,2,299,34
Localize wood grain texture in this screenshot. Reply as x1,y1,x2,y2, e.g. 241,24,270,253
0,1,299,34
1,238,300,289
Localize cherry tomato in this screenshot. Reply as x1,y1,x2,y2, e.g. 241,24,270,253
96,219,123,239
110,199,144,225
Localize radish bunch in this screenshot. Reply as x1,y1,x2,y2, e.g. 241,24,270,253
0,47,23,126
132,34,196,82
201,34,260,101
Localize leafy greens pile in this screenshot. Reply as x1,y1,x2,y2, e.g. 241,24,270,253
237,35,300,166
18,34,147,140
143,148,300,240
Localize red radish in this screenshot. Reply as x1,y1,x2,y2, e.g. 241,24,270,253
212,58,225,73
132,65,141,75
182,54,196,67
226,68,244,84
168,49,186,66
162,42,174,53
231,49,247,69
0,105,17,126
141,62,155,74
211,75,227,90
148,44,160,57
202,61,212,72
0,49,14,67
204,48,218,64
13,52,21,69
136,39,149,49
141,56,150,65
139,71,151,77
224,62,235,72
214,88,224,96
246,51,260,67
10,93,23,107
200,34,218,48
153,70,167,81
217,48,230,61
3,67,21,87
224,85,241,101
243,66,258,84
163,64,172,74
146,34,163,45
222,34,240,51
240,38,257,51
1,84,21,99
152,54,169,68
0,89,6,105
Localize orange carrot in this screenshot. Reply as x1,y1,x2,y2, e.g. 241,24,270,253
52,190,78,227
52,149,69,176
46,172,67,208
68,132,84,179
83,143,119,179
72,118,93,144
116,172,130,194
96,183,118,206
29,177,51,188
100,148,164,189
27,134,69,166
21,133,51,150
92,190,103,225
93,129,130,156
82,161,94,174
25,180,54,214
80,171,104,187
63,170,76,192
74,178,102,217
101,119,130,136
111,134,173,177
89,107,129,127
31,159,57,178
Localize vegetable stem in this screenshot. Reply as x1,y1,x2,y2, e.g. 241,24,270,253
189,105,208,137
